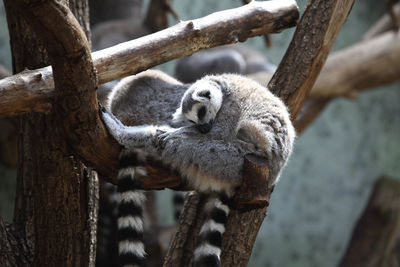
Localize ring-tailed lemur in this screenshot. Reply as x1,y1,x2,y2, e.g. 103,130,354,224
102,71,295,267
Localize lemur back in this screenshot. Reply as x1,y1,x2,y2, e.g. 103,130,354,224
107,69,189,126
102,71,295,267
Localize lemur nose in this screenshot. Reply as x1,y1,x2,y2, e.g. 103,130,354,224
197,122,212,134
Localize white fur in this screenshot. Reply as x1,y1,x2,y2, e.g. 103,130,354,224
210,198,230,215
118,216,144,232
119,240,146,257
117,191,146,205
194,243,221,260
199,219,226,235
117,167,136,179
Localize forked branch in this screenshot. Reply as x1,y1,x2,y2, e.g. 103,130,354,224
0,0,299,118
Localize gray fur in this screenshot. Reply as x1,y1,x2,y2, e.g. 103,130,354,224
103,72,295,193
107,69,190,127
102,71,295,266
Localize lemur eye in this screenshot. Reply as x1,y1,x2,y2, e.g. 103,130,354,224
197,106,206,120
198,90,211,99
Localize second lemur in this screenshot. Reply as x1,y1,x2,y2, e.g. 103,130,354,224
102,71,296,267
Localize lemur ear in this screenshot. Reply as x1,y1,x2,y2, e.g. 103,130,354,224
172,107,185,123
197,90,211,100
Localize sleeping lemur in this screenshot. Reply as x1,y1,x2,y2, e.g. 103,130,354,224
102,70,295,267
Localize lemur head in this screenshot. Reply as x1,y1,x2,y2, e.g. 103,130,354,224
173,78,224,134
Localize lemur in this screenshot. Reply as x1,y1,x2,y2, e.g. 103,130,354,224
102,70,296,267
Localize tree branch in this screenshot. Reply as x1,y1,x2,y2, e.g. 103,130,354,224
296,29,400,132
268,0,354,118
0,0,299,118
310,31,400,99
251,27,400,133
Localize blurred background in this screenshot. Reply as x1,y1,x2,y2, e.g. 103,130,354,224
0,0,399,266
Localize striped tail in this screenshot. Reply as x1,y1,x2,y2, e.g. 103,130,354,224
117,150,147,267
194,193,231,267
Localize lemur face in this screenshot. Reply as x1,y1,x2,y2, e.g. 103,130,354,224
173,79,223,133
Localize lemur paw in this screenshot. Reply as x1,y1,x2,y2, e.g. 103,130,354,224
156,127,182,148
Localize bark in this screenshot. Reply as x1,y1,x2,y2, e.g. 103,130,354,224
296,27,400,132
0,0,299,119
0,219,31,266
268,0,354,118
165,0,355,266
339,177,400,267
250,27,400,133
2,0,98,266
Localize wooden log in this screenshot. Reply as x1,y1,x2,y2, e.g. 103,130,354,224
0,0,299,118
339,177,400,267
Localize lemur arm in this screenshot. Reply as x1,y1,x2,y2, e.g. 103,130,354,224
158,127,252,185
101,108,171,152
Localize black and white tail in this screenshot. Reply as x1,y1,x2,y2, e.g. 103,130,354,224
117,150,147,267
194,193,231,267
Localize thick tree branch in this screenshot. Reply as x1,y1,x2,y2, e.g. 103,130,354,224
8,1,99,266
268,0,354,118
11,0,120,182
0,0,299,118
250,29,400,133
296,29,400,132
310,31,400,99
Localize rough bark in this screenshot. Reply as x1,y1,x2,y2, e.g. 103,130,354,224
2,0,98,266
268,0,354,118
0,0,299,119
0,219,31,266
339,177,400,267
165,0,355,265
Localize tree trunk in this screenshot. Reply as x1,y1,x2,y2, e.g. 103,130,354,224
2,0,98,266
